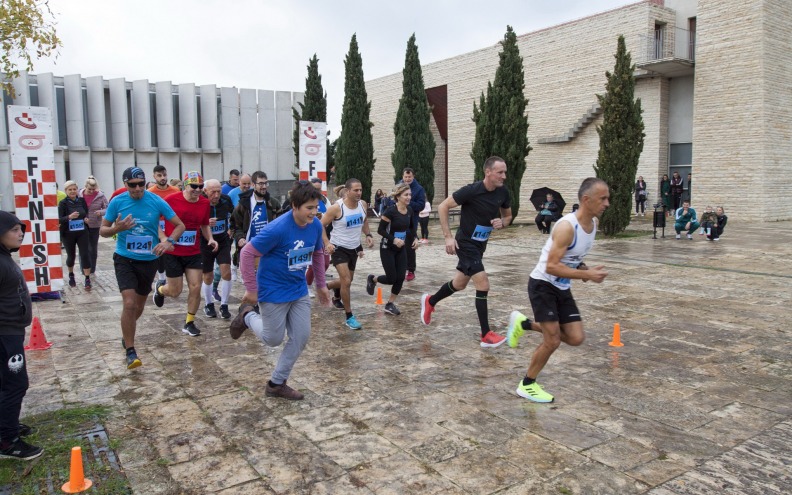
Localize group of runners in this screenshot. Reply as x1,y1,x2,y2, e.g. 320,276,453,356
95,156,609,405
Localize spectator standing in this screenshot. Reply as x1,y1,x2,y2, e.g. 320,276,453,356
635,176,647,216
79,176,108,275
660,174,671,215
419,200,431,242
685,173,692,202
670,172,684,211
373,189,385,214
59,181,93,289
397,168,425,281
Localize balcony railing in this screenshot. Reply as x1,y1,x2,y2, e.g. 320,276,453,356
637,27,695,64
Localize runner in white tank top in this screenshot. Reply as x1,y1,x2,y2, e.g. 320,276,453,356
507,178,611,404
321,179,375,330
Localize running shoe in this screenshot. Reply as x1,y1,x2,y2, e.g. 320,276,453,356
420,294,434,325
345,315,362,330
153,280,166,307
507,311,529,348
18,423,34,437
0,438,43,460
68,273,76,287
405,271,415,281
203,303,217,318
182,321,201,337
213,289,221,302
219,304,231,319
125,349,142,370
265,380,304,400
332,298,345,310
675,234,681,239
516,380,554,403
366,274,376,296
480,331,506,348
84,277,91,291
687,234,693,240
421,239,429,243
230,303,255,340
384,302,401,315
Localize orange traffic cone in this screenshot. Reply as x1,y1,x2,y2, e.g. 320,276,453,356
25,317,52,350
62,446,93,493
375,287,384,305
608,323,624,347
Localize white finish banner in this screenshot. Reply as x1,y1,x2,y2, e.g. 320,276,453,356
298,121,327,191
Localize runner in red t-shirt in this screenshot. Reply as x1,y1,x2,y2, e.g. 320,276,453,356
147,165,182,283
152,171,217,337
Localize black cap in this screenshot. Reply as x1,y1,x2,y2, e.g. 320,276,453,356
122,167,146,183
309,177,323,184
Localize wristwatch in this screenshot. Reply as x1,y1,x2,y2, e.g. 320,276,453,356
365,234,373,238
165,237,175,244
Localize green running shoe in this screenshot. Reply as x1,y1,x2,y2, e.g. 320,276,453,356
507,311,528,348
516,380,554,403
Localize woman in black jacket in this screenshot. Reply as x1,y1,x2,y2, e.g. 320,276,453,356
709,206,727,241
58,181,92,289
635,176,647,216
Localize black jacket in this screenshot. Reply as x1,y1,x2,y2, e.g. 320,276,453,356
230,189,282,243
0,211,32,335
58,196,89,234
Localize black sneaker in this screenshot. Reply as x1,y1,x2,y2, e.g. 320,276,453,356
332,298,344,310
219,304,231,319
0,438,43,460
84,277,91,291
366,274,376,296
384,302,401,315
203,303,217,318
153,280,166,307
68,273,76,287
125,348,142,370
182,321,201,337
18,424,34,437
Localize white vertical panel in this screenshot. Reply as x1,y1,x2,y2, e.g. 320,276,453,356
0,98,8,209
199,84,218,150
240,88,258,170
132,79,152,149
257,90,277,171
90,151,114,192
275,91,293,180
220,87,240,175
11,71,30,105
178,83,197,151
109,78,129,150
155,81,175,150
85,76,107,148
35,73,60,145
63,74,86,148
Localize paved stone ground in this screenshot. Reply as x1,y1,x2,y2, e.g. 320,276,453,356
17,218,792,494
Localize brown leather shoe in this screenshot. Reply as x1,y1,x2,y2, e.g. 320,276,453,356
265,380,304,400
230,303,255,340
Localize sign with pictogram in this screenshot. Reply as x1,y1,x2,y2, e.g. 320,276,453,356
298,121,327,193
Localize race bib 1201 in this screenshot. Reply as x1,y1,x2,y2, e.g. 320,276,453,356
126,235,153,254
471,225,493,242
287,246,314,271
68,219,85,232
176,230,197,246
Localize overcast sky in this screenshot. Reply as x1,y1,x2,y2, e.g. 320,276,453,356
32,0,633,136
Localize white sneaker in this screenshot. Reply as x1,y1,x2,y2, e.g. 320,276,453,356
687,234,693,240
676,234,681,239
641,213,645,216
635,212,639,216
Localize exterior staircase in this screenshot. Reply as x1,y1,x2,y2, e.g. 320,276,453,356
537,102,602,144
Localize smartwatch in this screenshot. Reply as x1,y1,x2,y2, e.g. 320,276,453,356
165,237,175,244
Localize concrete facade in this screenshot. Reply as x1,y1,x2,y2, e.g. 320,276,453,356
0,73,302,212
366,0,792,220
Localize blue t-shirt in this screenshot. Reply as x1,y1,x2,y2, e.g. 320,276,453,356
221,183,234,195
250,212,324,304
105,191,176,261
228,187,241,207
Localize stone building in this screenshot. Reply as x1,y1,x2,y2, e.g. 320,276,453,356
366,0,792,220
0,72,303,211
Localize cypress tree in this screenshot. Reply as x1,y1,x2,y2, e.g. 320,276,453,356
594,35,645,236
292,54,327,169
392,34,436,202
470,26,531,217
335,34,375,203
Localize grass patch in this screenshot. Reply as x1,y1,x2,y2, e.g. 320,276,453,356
0,405,131,494
596,230,653,240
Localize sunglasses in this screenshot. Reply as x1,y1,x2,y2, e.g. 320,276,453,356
189,184,204,190
127,182,146,189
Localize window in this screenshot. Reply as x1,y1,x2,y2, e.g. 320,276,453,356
669,143,692,189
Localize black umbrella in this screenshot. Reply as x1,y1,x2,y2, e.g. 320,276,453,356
530,187,565,212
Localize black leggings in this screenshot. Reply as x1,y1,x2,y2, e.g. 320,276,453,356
636,196,646,213
377,247,407,296
81,227,101,274
419,217,429,239
62,230,92,271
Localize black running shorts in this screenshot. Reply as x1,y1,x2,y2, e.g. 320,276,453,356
201,238,232,273
331,245,360,272
455,241,486,277
163,253,203,278
527,277,582,324
113,253,158,296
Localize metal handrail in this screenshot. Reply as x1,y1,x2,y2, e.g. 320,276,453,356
637,27,695,64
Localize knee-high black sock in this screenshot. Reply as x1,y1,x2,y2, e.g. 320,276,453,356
429,280,457,307
475,290,490,336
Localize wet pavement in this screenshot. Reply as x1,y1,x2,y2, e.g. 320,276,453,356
19,217,792,494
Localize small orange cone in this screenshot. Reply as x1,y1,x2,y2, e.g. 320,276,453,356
609,323,624,347
25,317,52,350
375,287,384,305
62,446,93,493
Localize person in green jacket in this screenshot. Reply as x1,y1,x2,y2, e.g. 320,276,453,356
674,201,699,239
660,174,671,215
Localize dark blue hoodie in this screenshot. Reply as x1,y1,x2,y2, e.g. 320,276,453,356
0,211,32,336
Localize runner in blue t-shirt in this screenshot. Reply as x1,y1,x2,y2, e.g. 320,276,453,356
229,182,331,400
100,167,185,370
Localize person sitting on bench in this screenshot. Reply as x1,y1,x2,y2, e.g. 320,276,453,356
535,193,561,234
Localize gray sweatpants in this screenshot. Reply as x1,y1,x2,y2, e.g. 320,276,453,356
245,294,311,384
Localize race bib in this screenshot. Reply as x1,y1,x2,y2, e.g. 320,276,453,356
345,213,364,229
159,219,165,231
68,219,85,232
393,231,407,241
126,235,153,254
176,230,197,246
287,246,314,271
471,225,493,242
211,219,226,235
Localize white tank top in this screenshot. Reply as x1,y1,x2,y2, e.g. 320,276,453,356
530,212,597,290
330,200,366,249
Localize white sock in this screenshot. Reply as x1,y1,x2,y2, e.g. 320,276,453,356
157,271,166,281
202,282,213,305
231,265,238,282
220,278,232,305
